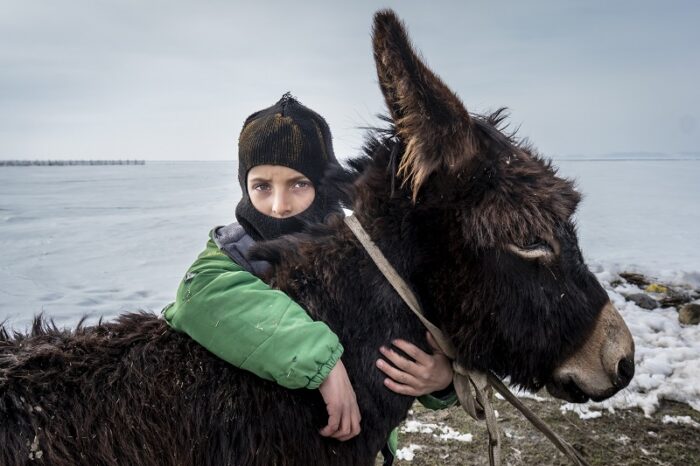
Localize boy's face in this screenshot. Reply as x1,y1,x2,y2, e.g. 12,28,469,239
247,165,316,218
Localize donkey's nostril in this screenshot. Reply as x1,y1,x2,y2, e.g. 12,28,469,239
615,356,635,388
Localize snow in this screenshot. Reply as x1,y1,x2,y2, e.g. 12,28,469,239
401,420,473,442
1,159,699,418
395,444,422,461
437,429,473,442
508,389,547,402
559,403,603,420
661,415,700,428
402,420,437,434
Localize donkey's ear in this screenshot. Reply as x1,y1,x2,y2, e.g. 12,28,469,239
372,10,476,199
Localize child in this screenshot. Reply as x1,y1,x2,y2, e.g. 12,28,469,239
163,94,455,461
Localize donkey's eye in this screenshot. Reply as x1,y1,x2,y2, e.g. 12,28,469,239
507,239,555,260
523,240,553,252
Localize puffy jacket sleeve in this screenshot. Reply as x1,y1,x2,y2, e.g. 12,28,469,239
417,385,458,410
162,238,343,390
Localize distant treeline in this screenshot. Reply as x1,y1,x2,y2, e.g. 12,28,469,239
0,160,145,166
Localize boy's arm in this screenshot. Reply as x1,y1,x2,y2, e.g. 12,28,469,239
163,238,343,390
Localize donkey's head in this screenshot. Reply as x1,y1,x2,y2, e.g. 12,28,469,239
358,10,635,402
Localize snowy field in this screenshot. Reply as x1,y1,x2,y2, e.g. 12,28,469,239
1,157,699,418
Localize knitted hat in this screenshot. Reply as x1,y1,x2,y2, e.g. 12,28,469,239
235,93,342,240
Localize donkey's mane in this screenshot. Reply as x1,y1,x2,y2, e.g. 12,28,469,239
315,108,529,212
347,107,533,188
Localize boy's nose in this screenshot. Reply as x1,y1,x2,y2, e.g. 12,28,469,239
271,193,292,218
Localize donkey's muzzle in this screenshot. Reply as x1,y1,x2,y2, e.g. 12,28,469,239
547,301,635,403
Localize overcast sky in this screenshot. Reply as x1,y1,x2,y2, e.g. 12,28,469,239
1,0,698,161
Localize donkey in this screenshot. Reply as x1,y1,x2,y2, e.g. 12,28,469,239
0,10,634,466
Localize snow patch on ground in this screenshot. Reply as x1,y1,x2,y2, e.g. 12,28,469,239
402,420,437,434
437,428,473,442
395,444,422,461
560,403,603,420
661,415,700,428
401,420,473,442
510,388,547,402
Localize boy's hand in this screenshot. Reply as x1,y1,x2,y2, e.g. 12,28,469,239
319,359,361,441
376,332,453,396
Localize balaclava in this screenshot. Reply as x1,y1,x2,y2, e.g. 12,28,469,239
235,93,342,241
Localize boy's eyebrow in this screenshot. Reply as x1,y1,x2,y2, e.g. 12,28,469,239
287,175,312,182
248,175,312,184
248,176,271,183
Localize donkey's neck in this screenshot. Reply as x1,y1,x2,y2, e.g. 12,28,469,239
269,213,434,441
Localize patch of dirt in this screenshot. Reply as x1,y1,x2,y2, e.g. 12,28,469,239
382,396,700,465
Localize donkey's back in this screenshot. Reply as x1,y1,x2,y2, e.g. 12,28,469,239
0,313,368,466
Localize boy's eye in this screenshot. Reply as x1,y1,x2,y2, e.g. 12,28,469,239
293,180,312,189
253,183,271,192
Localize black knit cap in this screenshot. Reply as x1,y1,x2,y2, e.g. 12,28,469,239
235,93,342,241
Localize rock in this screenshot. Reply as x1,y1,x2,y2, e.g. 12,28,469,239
645,283,669,294
679,304,700,325
660,289,694,308
620,272,650,287
626,293,659,310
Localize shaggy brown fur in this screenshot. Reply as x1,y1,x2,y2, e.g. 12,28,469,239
0,9,626,465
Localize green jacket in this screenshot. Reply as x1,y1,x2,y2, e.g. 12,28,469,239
163,234,343,390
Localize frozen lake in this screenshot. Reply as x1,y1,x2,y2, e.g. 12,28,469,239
0,162,238,328
555,156,700,282
1,157,699,328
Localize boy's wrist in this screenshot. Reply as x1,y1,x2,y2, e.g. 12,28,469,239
305,341,344,389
